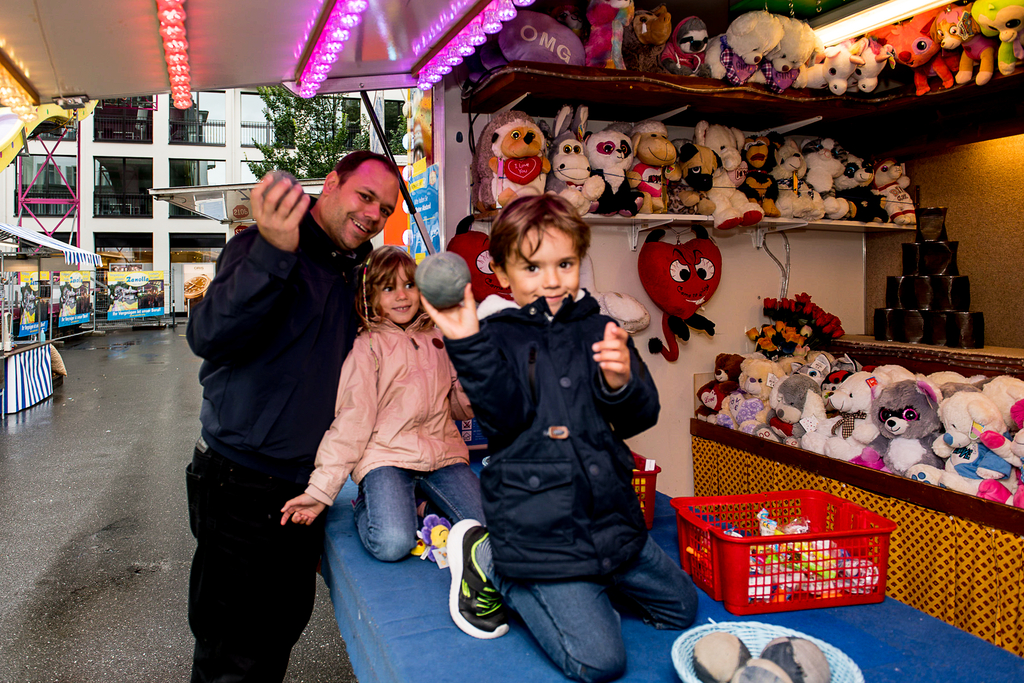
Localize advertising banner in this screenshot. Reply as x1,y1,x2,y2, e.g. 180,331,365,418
17,272,48,337
108,271,166,320
407,161,440,258
58,271,94,327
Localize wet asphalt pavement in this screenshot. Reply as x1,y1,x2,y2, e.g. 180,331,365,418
0,327,357,682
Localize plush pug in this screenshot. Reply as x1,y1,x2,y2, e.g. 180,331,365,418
661,16,711,76
670,141,718,216
737,133,783,217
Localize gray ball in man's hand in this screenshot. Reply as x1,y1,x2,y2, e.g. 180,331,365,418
415,252,471,310
265,171,300,209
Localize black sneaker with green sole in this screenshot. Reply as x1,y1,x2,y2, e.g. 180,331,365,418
447,519,509,639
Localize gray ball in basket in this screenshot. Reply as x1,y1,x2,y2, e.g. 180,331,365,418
415,252,471,310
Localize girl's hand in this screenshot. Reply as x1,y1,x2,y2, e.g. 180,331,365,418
280,493,326,526
420,283,480,340
592,321,631,391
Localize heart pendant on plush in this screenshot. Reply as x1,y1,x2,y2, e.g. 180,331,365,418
502,156,543,184
446,217,513,303
638,227,721,361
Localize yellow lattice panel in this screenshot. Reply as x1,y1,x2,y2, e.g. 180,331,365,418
691,437,719,497
832,482,890,519
717,445,750,497
993,530,1024,656
774,460,827,492
954,520,1002,644
884,501,956,623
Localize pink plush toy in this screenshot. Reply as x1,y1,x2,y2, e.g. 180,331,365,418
847,38,896,93
585,0,635,69
932,4,1000,86
873,8,960,96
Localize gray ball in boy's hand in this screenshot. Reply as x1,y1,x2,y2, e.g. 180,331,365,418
416,252,471,310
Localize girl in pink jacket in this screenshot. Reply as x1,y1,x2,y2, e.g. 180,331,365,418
281,246,484,561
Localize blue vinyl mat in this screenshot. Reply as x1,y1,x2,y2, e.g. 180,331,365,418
322,479,1024,683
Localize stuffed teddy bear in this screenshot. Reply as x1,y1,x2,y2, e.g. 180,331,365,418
661,16,711,76
737,133,782,217
472,110,550,212
810,371,885,460
717,388,767,432
971,0,1024,77
693,121,764,230
907,389,1018,503
860,379,945,475
585,0,634,69
794,39,866,94
735,355,783,427
981,375,1024,433
870,158,916,225
543,104,604,216
801,137,851,220
767,373,827,446
771,138,825,220
933,5,998,86
584,122,643,215
748,16,820,93
834,147,888,223
697,379,739,422
715,352,745,383
706,11,785,85
630,119,679,213
873,8,960,96
622,4,672,72
847,38,895,93
670,141,719,215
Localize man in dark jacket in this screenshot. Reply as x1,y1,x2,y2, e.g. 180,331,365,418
185,151,400,682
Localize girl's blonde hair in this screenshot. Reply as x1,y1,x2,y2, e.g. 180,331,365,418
356,245,418,329
488,194,591,270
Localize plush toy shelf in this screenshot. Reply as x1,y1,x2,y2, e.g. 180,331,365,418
473,213,914,250
463,61,1024,160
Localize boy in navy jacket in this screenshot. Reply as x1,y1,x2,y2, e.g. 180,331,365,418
422,194,696,682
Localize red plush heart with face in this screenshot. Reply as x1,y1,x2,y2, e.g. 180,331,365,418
638,232,722,319
445,229,513,302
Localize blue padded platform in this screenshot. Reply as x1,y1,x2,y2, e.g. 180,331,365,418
322,481,1024,683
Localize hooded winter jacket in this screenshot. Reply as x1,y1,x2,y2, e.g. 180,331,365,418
305,313,474,505
445,292,659,580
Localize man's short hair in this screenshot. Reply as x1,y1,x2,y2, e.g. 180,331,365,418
333,150,402,187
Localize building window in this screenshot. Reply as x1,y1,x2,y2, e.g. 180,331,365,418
93,97,155,143
384,100,408,155
168,159,227,217
93,232,154,270
94,157,153,217
15,155,77,217
169,91,227,146
240,91,276,147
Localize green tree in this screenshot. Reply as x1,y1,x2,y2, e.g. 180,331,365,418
245,86,370,180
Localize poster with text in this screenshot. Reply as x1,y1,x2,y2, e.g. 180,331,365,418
407,161,440,259
58,271,94,327
108,271,166,320
17,272,49,337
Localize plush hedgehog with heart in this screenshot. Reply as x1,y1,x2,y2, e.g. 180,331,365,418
472,110,550,213
860,379,945,476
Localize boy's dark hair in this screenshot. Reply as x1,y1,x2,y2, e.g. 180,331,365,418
488,194,591,269
333,150,402,187
356,245,418,328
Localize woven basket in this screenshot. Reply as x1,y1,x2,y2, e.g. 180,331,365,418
672,620,864,683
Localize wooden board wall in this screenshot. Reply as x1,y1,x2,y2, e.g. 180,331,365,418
864,134,1024,348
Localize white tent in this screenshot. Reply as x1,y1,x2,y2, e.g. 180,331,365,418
0,223,101,267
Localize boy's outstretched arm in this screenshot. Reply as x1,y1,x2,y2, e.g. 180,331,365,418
592,321,631,390
594,329,659,440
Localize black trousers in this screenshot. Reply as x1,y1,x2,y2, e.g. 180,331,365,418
186,443,326,683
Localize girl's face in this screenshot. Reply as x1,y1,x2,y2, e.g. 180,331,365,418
494,227,580,316
376,266,420,328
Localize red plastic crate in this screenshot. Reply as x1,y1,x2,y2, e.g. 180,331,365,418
631,453,660,530
671,490,896,615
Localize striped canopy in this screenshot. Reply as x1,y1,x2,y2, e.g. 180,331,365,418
0,223,101,267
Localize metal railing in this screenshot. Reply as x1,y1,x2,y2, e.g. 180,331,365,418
93,192,153,217
36,128,78,142
240,121,279,147
169,119,226,146
15,189,76,217
93,114,154,143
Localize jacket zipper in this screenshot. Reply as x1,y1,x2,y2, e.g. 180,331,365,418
528,345,537,403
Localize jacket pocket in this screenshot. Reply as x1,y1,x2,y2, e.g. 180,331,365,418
240,374,300,450
500,461,575,545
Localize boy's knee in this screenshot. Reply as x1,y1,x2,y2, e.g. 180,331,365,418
568,651,627,683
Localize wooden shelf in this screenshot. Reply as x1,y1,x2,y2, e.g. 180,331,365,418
827,335,1024,377
462,61,1024,159
691,418,1024,536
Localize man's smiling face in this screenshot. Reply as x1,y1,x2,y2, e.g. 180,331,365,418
313,159,400,251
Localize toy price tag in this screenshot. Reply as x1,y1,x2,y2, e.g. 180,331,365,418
810,354,829,372
800,416,819,432
766,373,779,389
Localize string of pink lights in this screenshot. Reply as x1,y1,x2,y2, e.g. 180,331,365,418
416,0,535,91
297,0,370,98
156,0,192,110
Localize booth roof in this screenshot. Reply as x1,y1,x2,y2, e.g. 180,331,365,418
0,223,101,267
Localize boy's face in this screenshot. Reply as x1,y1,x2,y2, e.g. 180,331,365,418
494,227,580,316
